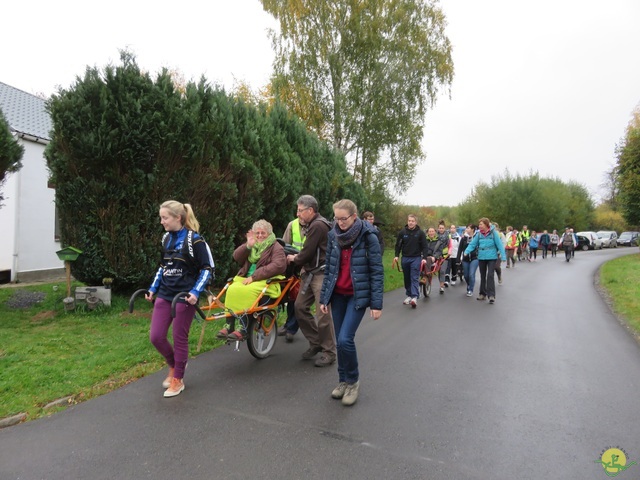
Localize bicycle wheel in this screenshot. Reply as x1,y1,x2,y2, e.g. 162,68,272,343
246,311,277,359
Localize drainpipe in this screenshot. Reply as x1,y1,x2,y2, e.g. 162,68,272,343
11,133,22,282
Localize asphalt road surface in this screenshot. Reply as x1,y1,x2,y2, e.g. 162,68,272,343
2,247,640,480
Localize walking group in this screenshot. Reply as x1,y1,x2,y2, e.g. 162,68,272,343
394,215,580,306
144,196,383,406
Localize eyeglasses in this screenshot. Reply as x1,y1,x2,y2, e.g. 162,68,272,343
334,214,354,223
297,207,310,213
253,231,268,237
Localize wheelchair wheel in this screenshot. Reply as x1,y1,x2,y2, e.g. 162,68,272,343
423,275,432,297
246,311,277,359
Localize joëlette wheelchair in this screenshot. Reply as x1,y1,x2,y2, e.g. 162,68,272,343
419,256,446,299
129,241,300,359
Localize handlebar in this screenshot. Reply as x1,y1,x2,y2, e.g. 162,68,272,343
128,289,149,313
170,292,206,320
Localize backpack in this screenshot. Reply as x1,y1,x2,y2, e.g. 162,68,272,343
161,230,208,278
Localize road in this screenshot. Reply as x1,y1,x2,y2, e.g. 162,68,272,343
1,247,640,479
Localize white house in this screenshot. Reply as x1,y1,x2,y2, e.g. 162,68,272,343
0,81,63,283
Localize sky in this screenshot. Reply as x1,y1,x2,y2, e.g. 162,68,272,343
2,0,639,207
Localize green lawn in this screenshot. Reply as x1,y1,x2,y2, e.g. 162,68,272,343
0,249,403,423
599,252,640,335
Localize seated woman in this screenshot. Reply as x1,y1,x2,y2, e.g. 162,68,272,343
218,219,287,340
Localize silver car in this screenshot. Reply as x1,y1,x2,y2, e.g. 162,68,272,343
597,231,618,248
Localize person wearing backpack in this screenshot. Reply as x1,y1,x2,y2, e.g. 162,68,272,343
560,227,577,262
463,218,506,304
146,201,214,398
286,195,336,367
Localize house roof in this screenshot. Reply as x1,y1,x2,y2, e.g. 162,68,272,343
0,81,52,142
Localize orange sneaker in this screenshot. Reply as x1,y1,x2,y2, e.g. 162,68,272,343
162,367,175,389
163,377,185,398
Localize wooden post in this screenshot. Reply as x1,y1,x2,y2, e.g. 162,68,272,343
65,261,71,297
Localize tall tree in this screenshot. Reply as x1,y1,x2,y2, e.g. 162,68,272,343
0,110,24,205
615,106,640,226
261,0,453,194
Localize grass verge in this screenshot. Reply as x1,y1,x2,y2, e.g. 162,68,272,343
599,252,640,335
1,249,403,423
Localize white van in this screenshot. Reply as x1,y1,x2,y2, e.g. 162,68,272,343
577,231,602,250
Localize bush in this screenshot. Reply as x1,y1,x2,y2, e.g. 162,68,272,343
46,52,365,292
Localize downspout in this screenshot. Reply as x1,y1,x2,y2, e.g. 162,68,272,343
11,132,22,282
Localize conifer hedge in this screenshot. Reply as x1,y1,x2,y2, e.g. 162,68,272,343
46,53,365,292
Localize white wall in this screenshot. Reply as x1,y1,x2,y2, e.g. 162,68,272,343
0,138,62,280
0,156,18,274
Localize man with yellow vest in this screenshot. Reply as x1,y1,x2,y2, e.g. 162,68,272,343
279,217,306,342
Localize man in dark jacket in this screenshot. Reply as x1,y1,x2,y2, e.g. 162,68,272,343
286,195,336,367
393,214,428,307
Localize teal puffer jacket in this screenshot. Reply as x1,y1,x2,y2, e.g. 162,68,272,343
463,225,506,261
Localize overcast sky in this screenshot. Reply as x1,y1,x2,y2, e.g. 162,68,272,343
2,0,639,207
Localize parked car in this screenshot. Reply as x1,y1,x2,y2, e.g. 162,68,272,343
576,231,602,250
597,231,618,248
617,231,640,246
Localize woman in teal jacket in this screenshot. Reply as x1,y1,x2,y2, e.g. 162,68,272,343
463,217,506,304
320,199,383,406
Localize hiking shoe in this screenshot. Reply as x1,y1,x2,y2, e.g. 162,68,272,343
439,287,444,294
410,297,417,308
342,381,360,406
301,345,322,359
403,296,411,305
285,332,294,343
477,295,486,301
466,290,473,297
444,281,449,288
216,328,229,339
331,382,348,399
163,377,184,398
227,330,247,341
489,297,495,304
315,354,336,367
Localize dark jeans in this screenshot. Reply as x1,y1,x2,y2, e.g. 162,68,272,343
284,301,299,334
529,247,538,260
478,259,497,298
541,245,548,258
402,256,422,298
564,245,573,261
551,244,558,257
330,294,366,384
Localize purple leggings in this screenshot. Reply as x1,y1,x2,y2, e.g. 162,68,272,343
149,298,194,379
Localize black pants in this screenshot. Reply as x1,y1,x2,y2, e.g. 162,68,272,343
478,259,497,297
564,246,573,261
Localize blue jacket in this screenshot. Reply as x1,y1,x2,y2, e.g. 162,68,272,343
149,228,215,301
321,222,384,311
464,225,506,261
